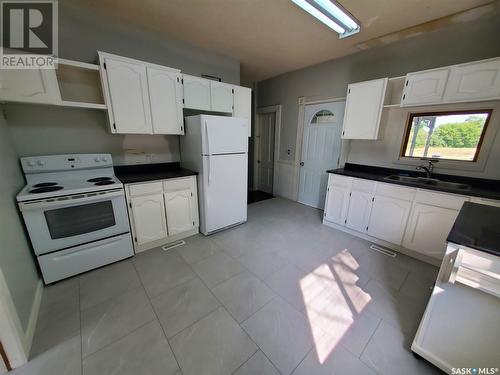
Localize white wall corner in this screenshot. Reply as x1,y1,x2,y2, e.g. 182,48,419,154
23,280,43,357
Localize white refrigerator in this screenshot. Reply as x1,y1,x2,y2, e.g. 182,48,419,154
180,115,248,235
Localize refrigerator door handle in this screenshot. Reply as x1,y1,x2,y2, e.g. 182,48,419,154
205,121,211,185
207,155,211,185
205,120,211,156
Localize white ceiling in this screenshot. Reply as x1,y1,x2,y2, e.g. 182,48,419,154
66,0,494,82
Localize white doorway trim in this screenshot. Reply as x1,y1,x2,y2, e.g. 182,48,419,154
293,96,350,202
254,105,282,194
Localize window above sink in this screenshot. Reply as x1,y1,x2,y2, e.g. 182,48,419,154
400,110,492,162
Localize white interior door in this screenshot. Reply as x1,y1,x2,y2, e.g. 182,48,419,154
298,102,345,208
256,112,275,194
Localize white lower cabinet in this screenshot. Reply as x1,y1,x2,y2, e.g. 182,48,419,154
324,175,351,225
164,189,196,235
126,176,199,252
402,203,461,260
322,174,480,262
345,190,373,232
130,193,168,245
367,195,412,245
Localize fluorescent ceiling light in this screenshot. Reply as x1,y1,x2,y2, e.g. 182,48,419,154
291,0,360,38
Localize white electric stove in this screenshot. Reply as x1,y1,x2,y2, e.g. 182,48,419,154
17,154,134,284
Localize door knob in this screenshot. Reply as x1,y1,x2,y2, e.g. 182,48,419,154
300,162,304,166
257,160,261,164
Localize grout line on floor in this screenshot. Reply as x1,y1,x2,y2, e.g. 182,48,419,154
130,260,183,375
184,257,281,375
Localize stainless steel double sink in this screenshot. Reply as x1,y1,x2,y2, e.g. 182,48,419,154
384,175,471,191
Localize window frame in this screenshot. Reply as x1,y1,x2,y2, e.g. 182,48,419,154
399,109,493,163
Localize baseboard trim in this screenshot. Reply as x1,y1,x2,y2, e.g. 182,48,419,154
23,280,42,356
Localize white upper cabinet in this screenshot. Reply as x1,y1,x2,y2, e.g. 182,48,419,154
401,68,449,106
0,68,60,104
233,85,252,137
443,58,500,102
164,189,196,236
102,56,153,134
210,81,233,113
147,66,184,135
342,78,388,139
182,75,211,111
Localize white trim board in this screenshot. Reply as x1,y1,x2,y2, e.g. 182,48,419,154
0,267,42,369
255,105,282,194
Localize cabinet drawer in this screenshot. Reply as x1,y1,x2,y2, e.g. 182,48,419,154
351,178,376,193
415,190,468,210
164,176,195,193
128,181,163,197
330,174,352,187
376,182,416,201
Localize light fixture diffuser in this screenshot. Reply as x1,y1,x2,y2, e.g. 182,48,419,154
291,0,360,38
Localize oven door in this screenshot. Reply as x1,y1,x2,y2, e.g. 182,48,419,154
19,189,130,255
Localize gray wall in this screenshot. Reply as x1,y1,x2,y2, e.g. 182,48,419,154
257,9,500,178
0,108,40,332
6,104,180,165
60,2,240,85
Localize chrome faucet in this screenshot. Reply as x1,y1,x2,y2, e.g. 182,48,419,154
416,160,436,178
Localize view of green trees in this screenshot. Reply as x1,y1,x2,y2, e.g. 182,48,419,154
409,115,486,148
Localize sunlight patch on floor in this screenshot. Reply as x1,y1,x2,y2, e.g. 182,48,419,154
300,249,371,364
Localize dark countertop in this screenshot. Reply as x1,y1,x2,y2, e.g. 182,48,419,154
114,162,197,184
447,202,500,256
328,163,500,200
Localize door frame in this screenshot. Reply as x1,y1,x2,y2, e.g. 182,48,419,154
254,105,282,193
293,96,349,202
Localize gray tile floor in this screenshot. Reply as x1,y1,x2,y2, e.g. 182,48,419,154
14,198,444,375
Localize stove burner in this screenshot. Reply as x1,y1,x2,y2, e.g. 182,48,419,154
88,177,113,183
33,182,58,188
94,180,115,186
29,186,64,194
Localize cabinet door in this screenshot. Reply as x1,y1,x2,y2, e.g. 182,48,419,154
210,81,233,113
342,78,387,139
345,190,373,232
403,203,460,259
324,184,350,225
443,59,500,102
233,85,252,137
147,67,184,135
183,75,211,110
401,68,449,106
164,189,195,236
0,68,60,104
104,57,152,134
130,193,168,245
367,195,412,245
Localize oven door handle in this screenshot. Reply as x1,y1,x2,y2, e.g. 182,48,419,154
18,189,125,211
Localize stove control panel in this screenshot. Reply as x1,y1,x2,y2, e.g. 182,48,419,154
22,154,114,173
